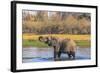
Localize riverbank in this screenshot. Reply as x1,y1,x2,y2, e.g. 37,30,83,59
22,34,90,48
23,40,90,48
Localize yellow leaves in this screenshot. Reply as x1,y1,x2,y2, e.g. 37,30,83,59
64,15,90,29
23,13,91,34
65,15,78,26
78,18,90,28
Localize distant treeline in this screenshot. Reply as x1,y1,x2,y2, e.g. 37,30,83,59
22,10,91,34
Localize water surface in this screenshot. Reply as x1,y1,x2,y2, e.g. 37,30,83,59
22,47,90,63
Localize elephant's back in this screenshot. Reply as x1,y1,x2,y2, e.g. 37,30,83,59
67,39,76,52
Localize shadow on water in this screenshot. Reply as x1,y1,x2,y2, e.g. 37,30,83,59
22,47,91,63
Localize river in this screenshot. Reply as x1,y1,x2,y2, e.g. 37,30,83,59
22,47,91,63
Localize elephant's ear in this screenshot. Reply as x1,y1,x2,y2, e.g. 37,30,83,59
50,36,56,40
66,38,71,41
46,36,52,41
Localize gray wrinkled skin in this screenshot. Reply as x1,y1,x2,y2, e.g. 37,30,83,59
38,36,76,60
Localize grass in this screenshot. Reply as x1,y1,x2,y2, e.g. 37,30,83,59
23,40,90,48
23,40,49,48
75,40,90,48
22,33,91,48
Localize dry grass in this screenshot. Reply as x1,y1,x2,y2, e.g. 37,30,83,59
23,33,90,41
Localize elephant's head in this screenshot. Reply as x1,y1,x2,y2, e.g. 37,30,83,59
38,36,57,47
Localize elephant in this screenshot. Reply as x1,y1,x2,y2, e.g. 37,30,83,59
38,36,76,60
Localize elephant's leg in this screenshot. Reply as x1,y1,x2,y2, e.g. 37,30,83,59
71,51,75,59
58,51,61,58
57,47,63,60
67,52,71,59
54,47,58,60
54,50,57,59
